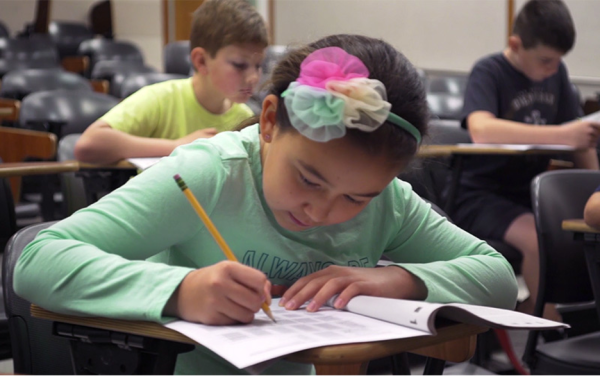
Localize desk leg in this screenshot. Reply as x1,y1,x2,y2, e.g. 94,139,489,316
443,155,463,217
583,236,600,323
423,358,445,375
315,362,369,375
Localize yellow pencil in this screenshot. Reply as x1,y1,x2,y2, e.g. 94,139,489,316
173,174,276,323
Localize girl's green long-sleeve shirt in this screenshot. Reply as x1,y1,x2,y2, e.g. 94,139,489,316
14,124,518,375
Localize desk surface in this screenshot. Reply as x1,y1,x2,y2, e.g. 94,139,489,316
562,219,600,234
31,305,485,366
0,161,80,178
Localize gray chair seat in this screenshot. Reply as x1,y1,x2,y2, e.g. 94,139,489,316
534,331,600,374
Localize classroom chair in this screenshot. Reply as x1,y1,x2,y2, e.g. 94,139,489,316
78,39,144,78
426,93,464,121
523,170,600,374
48,21,94,60
0,37,60,78
0,68,92,101
0,162,14,361
426,75,468,96
163,40,192,76
3,221,82,374
4,221,196,374
91,60,156,97
19,90,118,139
120,72,187,99
89,0,114,39
0,21,9,38
19,91,118,218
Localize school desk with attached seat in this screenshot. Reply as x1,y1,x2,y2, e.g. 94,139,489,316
30,304,486,375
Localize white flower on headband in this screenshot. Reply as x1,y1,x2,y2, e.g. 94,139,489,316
326,78,391,131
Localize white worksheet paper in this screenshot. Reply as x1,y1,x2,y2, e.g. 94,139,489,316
582,110,600,123
126,157,162,170
164,299,430,369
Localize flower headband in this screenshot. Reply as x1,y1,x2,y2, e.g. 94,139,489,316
281,47,421,144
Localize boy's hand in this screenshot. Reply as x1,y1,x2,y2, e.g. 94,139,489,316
279,265,427,312
167,261,272,325
176,128,219,147
561,120,600,148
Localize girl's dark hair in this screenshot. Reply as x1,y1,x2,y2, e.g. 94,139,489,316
268,34,429,165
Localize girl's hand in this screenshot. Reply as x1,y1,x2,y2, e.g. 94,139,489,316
279,265,427,312
165,261,272,325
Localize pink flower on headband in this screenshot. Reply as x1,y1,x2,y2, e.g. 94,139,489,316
297,47,369,89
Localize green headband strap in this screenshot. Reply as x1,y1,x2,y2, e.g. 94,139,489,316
387,112,422,144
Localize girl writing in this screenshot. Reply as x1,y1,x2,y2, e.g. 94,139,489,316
15,34,518,374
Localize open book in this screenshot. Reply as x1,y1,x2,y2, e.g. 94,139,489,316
164,296,567,369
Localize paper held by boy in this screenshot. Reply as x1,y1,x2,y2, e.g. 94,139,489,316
164,295,567,370
126,157,162,170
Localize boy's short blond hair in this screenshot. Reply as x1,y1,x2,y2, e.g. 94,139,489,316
190,0,269,56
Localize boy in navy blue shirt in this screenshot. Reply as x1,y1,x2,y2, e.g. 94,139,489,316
453,0,600,319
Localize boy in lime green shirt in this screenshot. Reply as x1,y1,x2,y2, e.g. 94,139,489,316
74,0,267,164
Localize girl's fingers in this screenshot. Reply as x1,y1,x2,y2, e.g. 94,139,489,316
305,276,363,312
281,275,332,310
214,296,256,324
280,266,344,305
227,262,269,294
224,278,266,312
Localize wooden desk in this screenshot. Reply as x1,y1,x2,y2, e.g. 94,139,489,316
562,218,600,322
0,161,79,178
417,145,455,158
32,305,486,375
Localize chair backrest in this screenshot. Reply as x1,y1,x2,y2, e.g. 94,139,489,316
0,38,60,78
3,221,73,374
0,68,92,100
78,39,143,77
91,60,156,97
48,21,94,59
89,0,113,39
0,160,16,252
427,75,468,96
57,134,87,216
531,170,600,305
89,41,144,71
427,93,464,121
19,90,119,137
164,40,191,76
120,72,187,99
0,22,9,38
